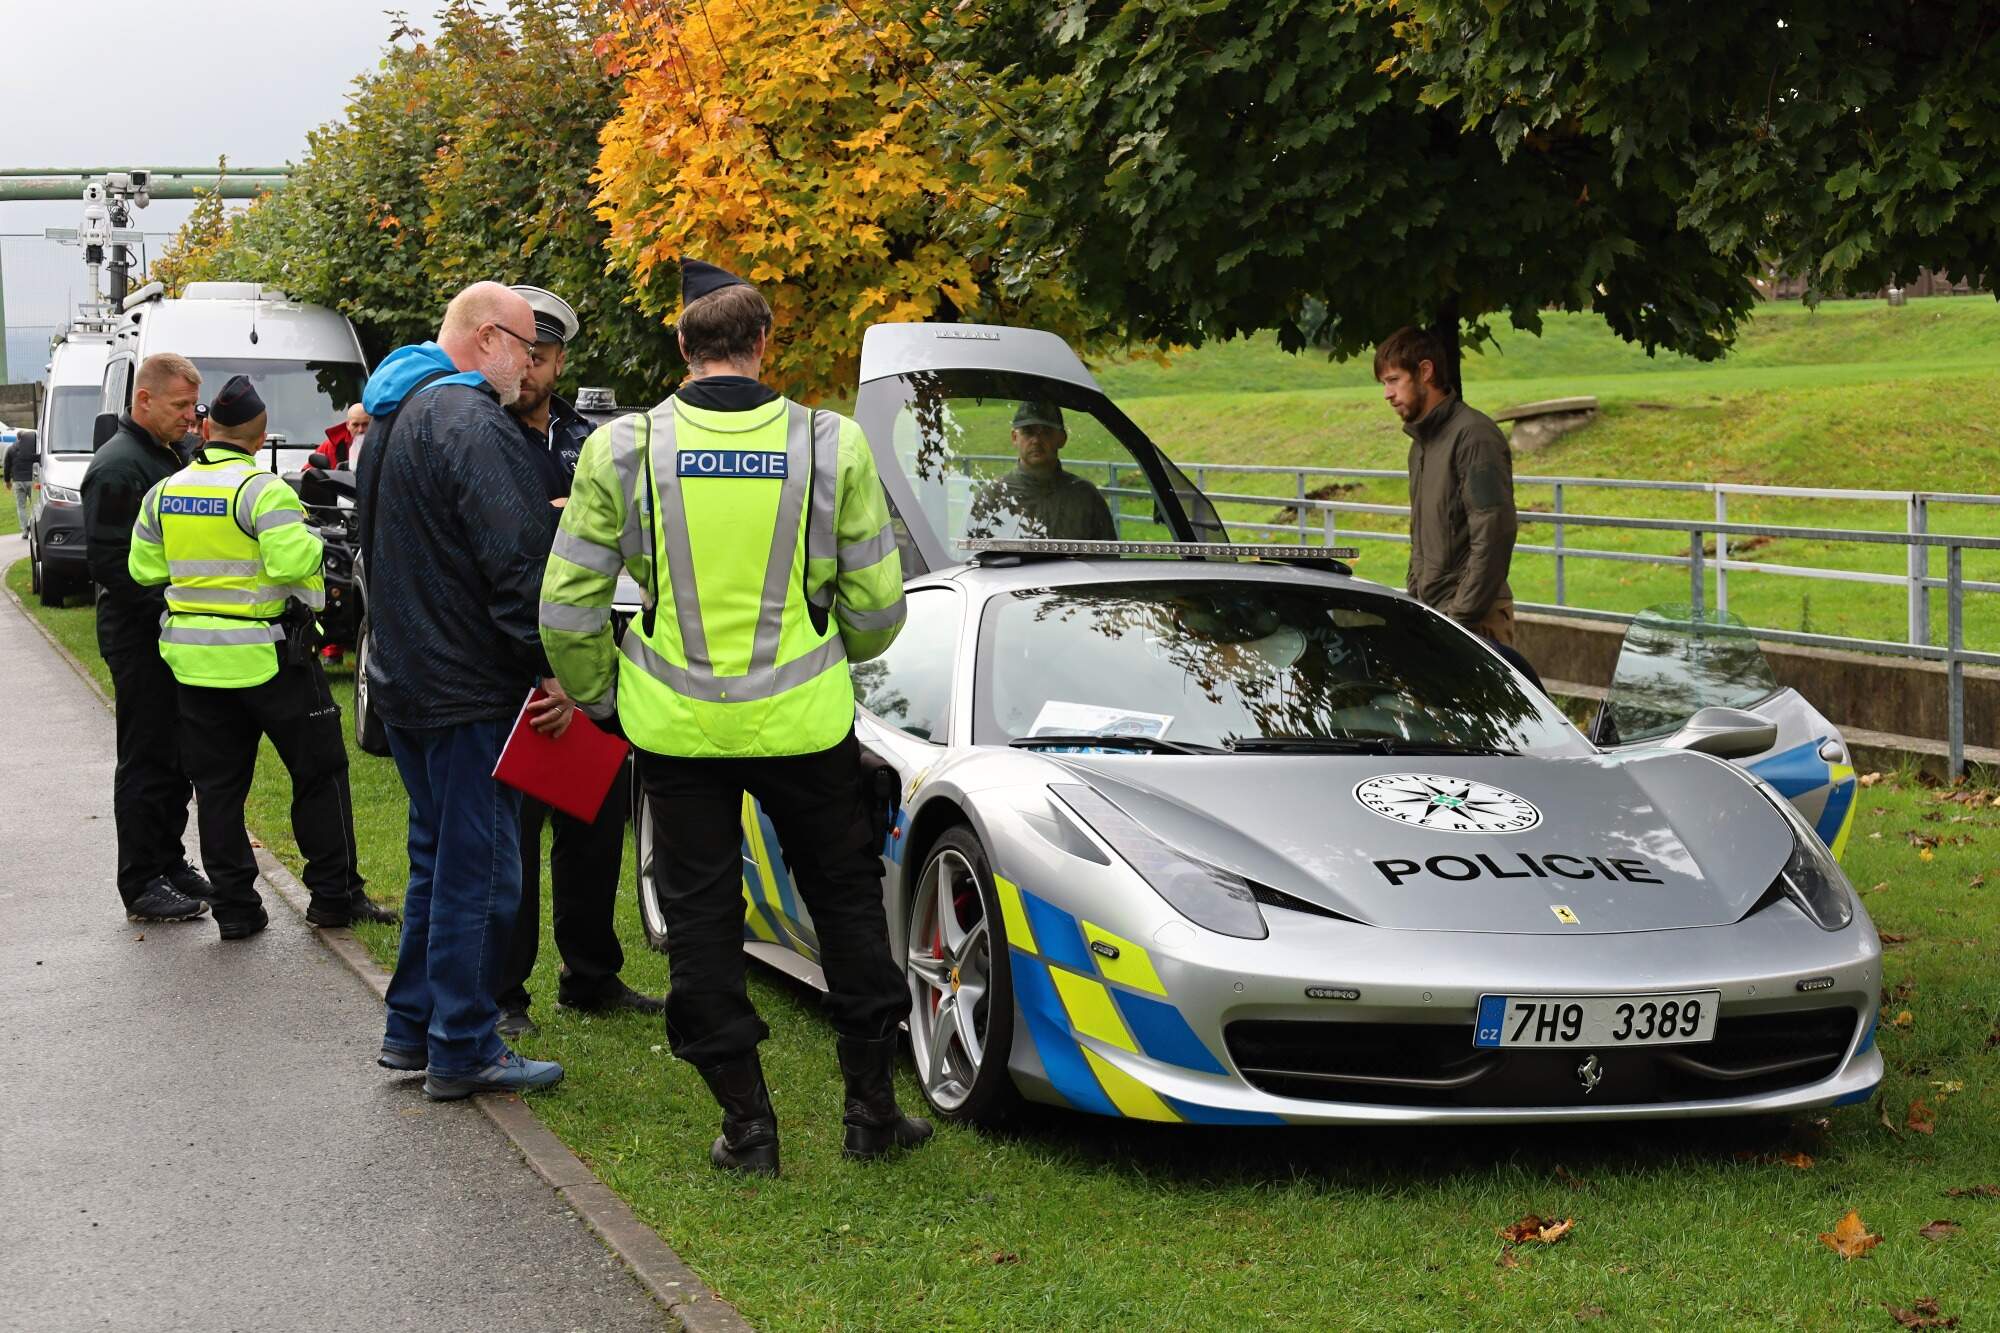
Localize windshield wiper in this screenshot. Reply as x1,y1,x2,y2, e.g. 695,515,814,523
1009,733,1216,755
1224,736,1513,756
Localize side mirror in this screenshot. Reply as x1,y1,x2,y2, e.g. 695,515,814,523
93,413,120,447
1661,706,1778,760
307,450,334,472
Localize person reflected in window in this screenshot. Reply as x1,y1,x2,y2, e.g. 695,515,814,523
967,401,1117,541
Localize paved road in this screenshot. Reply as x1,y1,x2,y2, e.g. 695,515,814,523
0,538,666,1332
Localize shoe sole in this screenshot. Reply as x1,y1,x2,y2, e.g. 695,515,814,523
378,1049,426,1072
128,907,208,922
422,1073,565,1100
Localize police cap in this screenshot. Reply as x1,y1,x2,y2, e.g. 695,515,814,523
680,258,751,306
208,375,266,428
510,284,580,345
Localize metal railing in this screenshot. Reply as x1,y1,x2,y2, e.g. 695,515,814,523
955,455,2000,776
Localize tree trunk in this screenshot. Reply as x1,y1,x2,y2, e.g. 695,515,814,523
1428,293,1462,398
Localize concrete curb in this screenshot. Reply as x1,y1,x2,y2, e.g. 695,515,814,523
4,574,754,1333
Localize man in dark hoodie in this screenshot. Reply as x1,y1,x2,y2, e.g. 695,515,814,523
81,353,213,922
356,281,569,1100
491,283,662,1036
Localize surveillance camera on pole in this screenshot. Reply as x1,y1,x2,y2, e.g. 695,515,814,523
44,172,149,321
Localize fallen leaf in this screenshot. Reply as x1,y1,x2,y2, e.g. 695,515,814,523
1498,1247,1521,1270
990,1251,1020,1265
1880,931,1911,946
1942,1184,2000,1199
1916,1220,1960,1241
1776,1151,1816,1170
1930,1080,1964,1097
1498,1214,1576,1245
1867,881,1890,895
1907,1099,1936,1134
1884,1297,1959,1329
1888,978,1918,1003
1860,772,1885,787
133,933,145,942
1574,1303,1607,1321
1879,1096,1905,1137
1918,848,1935,862
1554,1165,1588,1191
1893,1010,1915,1029
1970,874,1986,888
1819,1209,1883,1260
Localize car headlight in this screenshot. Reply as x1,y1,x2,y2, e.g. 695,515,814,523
1755,787,1854,931
43,483,81,505
1051,784,1268,939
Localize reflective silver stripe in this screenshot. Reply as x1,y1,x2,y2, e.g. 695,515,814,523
235,472,281,536
133,516,164,544
747,404,813,676
551,526,623,576
647,410,712,671
837,596,906,632
622,629,844,704
541,600,611,633
169,584,265,605
804,409,842,610
169,559,261,578
838,522,897,571
577,686,618,721
606,415,649,562
160,623,285,647
254,508,304,533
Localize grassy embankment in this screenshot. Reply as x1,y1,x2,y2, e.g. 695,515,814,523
1092,298,2000,651
11,528,2000,1329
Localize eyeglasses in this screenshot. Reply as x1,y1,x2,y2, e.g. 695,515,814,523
486,322,538,352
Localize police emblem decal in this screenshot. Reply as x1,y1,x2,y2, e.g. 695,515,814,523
1353,774,1542,834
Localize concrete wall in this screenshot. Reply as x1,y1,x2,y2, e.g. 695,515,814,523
1518,611,1998,750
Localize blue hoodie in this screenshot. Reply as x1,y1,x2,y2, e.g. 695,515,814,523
361,341,486,416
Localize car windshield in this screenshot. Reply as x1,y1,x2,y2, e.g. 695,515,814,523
877,368,1222,553
1598,604,1780,745
44,385,100,454
974,579,1586,755
190,358,365,456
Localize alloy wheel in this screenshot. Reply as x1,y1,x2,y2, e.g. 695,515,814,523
906,847,994,1112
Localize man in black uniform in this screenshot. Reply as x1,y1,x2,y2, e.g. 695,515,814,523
81,353,212,921
495,284,663,1035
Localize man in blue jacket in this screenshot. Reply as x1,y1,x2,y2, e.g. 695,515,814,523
356,282,571,1100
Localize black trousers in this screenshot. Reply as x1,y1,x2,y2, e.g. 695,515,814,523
496,764,631,1013
637,730,905,1070
177,658,358,927
105,646,194,907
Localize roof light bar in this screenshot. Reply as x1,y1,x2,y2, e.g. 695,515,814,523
958,538,1359,561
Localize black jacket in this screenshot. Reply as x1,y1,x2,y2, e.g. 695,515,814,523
512,393,597,502
357,380,556,729
81,416,183,657
4,434,34,486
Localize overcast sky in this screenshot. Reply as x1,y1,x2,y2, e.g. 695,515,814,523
3,0,452,372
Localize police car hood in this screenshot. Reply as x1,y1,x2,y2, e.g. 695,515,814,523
1049,749,1796,934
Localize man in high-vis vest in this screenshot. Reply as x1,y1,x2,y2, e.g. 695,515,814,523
540,260,929,1175
130,376,396,940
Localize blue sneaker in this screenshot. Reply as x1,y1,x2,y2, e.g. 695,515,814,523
377,1044,426,1072
422,1051,564,1100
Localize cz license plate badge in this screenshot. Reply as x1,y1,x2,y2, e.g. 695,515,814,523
1473,991,1722,1049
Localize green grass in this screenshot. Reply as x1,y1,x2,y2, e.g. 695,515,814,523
1083,300,2000,652
1,493,20,537
13,556,2000,1331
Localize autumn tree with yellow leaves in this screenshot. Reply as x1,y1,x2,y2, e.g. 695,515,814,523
593,0,1093,400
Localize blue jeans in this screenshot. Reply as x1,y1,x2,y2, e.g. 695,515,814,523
382,720,522,1078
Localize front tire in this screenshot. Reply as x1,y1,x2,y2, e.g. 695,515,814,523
353,612,389,757
906,825,1019,1125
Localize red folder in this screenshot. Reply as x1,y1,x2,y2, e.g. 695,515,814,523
491,688,631,823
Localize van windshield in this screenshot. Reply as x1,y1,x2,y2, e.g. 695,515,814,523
44,385,101,454
190,358,364,455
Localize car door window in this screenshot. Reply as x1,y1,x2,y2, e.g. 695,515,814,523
852,588,957,742
1595,604,1780,745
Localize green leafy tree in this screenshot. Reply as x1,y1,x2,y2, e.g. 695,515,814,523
922,1,1768,383
169,0,678,403
1383,0,1997,301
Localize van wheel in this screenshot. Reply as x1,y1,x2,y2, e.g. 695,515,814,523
353,612,390,756
29,542,43,596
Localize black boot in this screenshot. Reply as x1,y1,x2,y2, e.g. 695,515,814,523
696,1055,780,1176
837,1036,934,1161
346,887,401,925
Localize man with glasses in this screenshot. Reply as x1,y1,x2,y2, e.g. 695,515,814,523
355,282,571,1100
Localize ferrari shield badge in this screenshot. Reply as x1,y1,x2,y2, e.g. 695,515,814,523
1353,774,1542,834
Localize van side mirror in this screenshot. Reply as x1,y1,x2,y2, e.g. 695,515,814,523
93,413,119,447
1661,706,1778,760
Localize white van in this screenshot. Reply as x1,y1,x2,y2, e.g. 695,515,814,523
29,332,115,604
99,282,368,476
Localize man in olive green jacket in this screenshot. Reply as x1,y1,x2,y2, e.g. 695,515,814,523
1374,326,1519,645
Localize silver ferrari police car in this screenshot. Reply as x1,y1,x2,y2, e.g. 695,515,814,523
634,323,1880,1128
